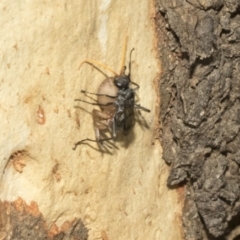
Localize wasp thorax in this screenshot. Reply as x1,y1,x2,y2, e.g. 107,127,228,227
114,75,130,89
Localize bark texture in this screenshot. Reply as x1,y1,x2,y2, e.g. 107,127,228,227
0,0,183,239
0,198,88,240
156,0,240,239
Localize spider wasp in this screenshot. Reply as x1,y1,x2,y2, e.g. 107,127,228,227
73,38,150,150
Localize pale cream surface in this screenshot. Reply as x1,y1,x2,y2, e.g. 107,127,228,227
0,1,183,239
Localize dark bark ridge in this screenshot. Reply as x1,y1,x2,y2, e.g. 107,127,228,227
156,0,240,239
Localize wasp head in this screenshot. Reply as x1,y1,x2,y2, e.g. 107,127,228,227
114,75,130,89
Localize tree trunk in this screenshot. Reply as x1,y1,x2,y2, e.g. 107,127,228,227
4,0,239,239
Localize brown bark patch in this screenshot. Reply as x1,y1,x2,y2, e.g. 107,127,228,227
0,198,88,240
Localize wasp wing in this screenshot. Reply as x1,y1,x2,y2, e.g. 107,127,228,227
123,95,135,135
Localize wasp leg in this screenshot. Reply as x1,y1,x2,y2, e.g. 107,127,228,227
75,99,115,106
134,104,150,112
79,60,118,76
92,109,116,145
73,108,115,150
73,137,114,150
112,117,117,138
73,138,99,150
131,81,140,91
92,109,112,136
81,90,117,99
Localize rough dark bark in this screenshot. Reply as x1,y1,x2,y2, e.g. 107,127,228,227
0,198,88,240
156,0,240,239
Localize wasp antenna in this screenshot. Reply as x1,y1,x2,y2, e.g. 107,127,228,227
119,34,128,75
128,48,135,78
78,60,118,76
